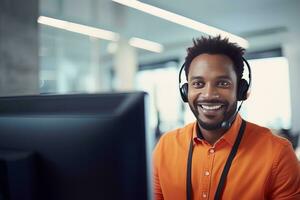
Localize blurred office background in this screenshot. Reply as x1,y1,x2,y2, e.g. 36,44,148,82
0,0,300,150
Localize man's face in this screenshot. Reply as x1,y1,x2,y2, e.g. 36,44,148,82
187,53,238,130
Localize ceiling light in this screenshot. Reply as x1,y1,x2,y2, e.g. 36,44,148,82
38,16,120,41
112,0,249,48
129,37,164,53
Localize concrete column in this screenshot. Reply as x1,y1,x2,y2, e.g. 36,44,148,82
113,39,138,91
0,0,39,96
55,34,69,93
87,37,104,92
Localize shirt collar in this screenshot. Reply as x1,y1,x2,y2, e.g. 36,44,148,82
192,123,202,144
192,114,243,146
221,114,243,146
192,123,203,144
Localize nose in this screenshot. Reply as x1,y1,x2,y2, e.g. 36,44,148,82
200,84,219,99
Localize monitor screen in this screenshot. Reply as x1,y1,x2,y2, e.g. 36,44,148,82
0,92,153,200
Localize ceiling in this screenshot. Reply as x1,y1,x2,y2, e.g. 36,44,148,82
39,0,300,56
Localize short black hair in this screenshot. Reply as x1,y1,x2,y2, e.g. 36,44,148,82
184,35,245,80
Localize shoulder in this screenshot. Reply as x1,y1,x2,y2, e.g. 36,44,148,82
153,122,195,160
245,120,291,149
242,120,295,167
158,122,194,145
243,121,300,185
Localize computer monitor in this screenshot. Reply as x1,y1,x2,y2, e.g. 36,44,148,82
0,92,153,200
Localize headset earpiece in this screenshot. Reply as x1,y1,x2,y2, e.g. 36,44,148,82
179,63,189,103
237,79,249,101
180,83,188,102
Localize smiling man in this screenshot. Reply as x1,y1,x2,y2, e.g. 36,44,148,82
153,36,300,200
188,53,238,144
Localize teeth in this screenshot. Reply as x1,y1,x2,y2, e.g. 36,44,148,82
201,105,222,110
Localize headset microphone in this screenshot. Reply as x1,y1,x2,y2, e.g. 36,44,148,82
220,101,244,129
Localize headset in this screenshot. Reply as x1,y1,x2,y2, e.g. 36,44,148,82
178,56,252,129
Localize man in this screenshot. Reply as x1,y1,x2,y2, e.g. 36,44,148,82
153,36,300,200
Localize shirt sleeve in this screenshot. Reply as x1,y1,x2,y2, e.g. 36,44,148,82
269,142,300,199
153,140,164,200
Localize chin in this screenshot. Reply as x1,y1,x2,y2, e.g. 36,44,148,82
198,119,223,131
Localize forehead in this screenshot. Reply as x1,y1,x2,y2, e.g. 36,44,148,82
188,54,236,80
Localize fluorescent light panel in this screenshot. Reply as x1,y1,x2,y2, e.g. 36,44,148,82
129,37,164,53
112,0,249,48
38,16,163,53
38,16,120,41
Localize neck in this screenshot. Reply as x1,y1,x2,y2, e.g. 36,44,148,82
198,125,227,145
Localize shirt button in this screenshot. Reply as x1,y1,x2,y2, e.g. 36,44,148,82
202,192,207,198
209,148,215,154
204,171,210,176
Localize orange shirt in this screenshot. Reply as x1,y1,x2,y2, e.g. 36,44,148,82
153,115,300,200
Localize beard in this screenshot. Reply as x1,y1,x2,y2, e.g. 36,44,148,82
188,101,237,131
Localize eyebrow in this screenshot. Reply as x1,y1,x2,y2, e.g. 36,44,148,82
189,75,233,81
216,75,233,80
189,76,203,81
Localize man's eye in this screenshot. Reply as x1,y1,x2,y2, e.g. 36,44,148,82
218,81,231,87
192,81,204,88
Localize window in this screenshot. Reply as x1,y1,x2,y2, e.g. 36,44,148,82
136,65,183,136
241,57,291,129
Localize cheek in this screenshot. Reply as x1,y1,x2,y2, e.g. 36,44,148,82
218,89,237,105
226,84,238,99
230,92,237,101
225,90,237,105
187,94,194,105
187,88,198,103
